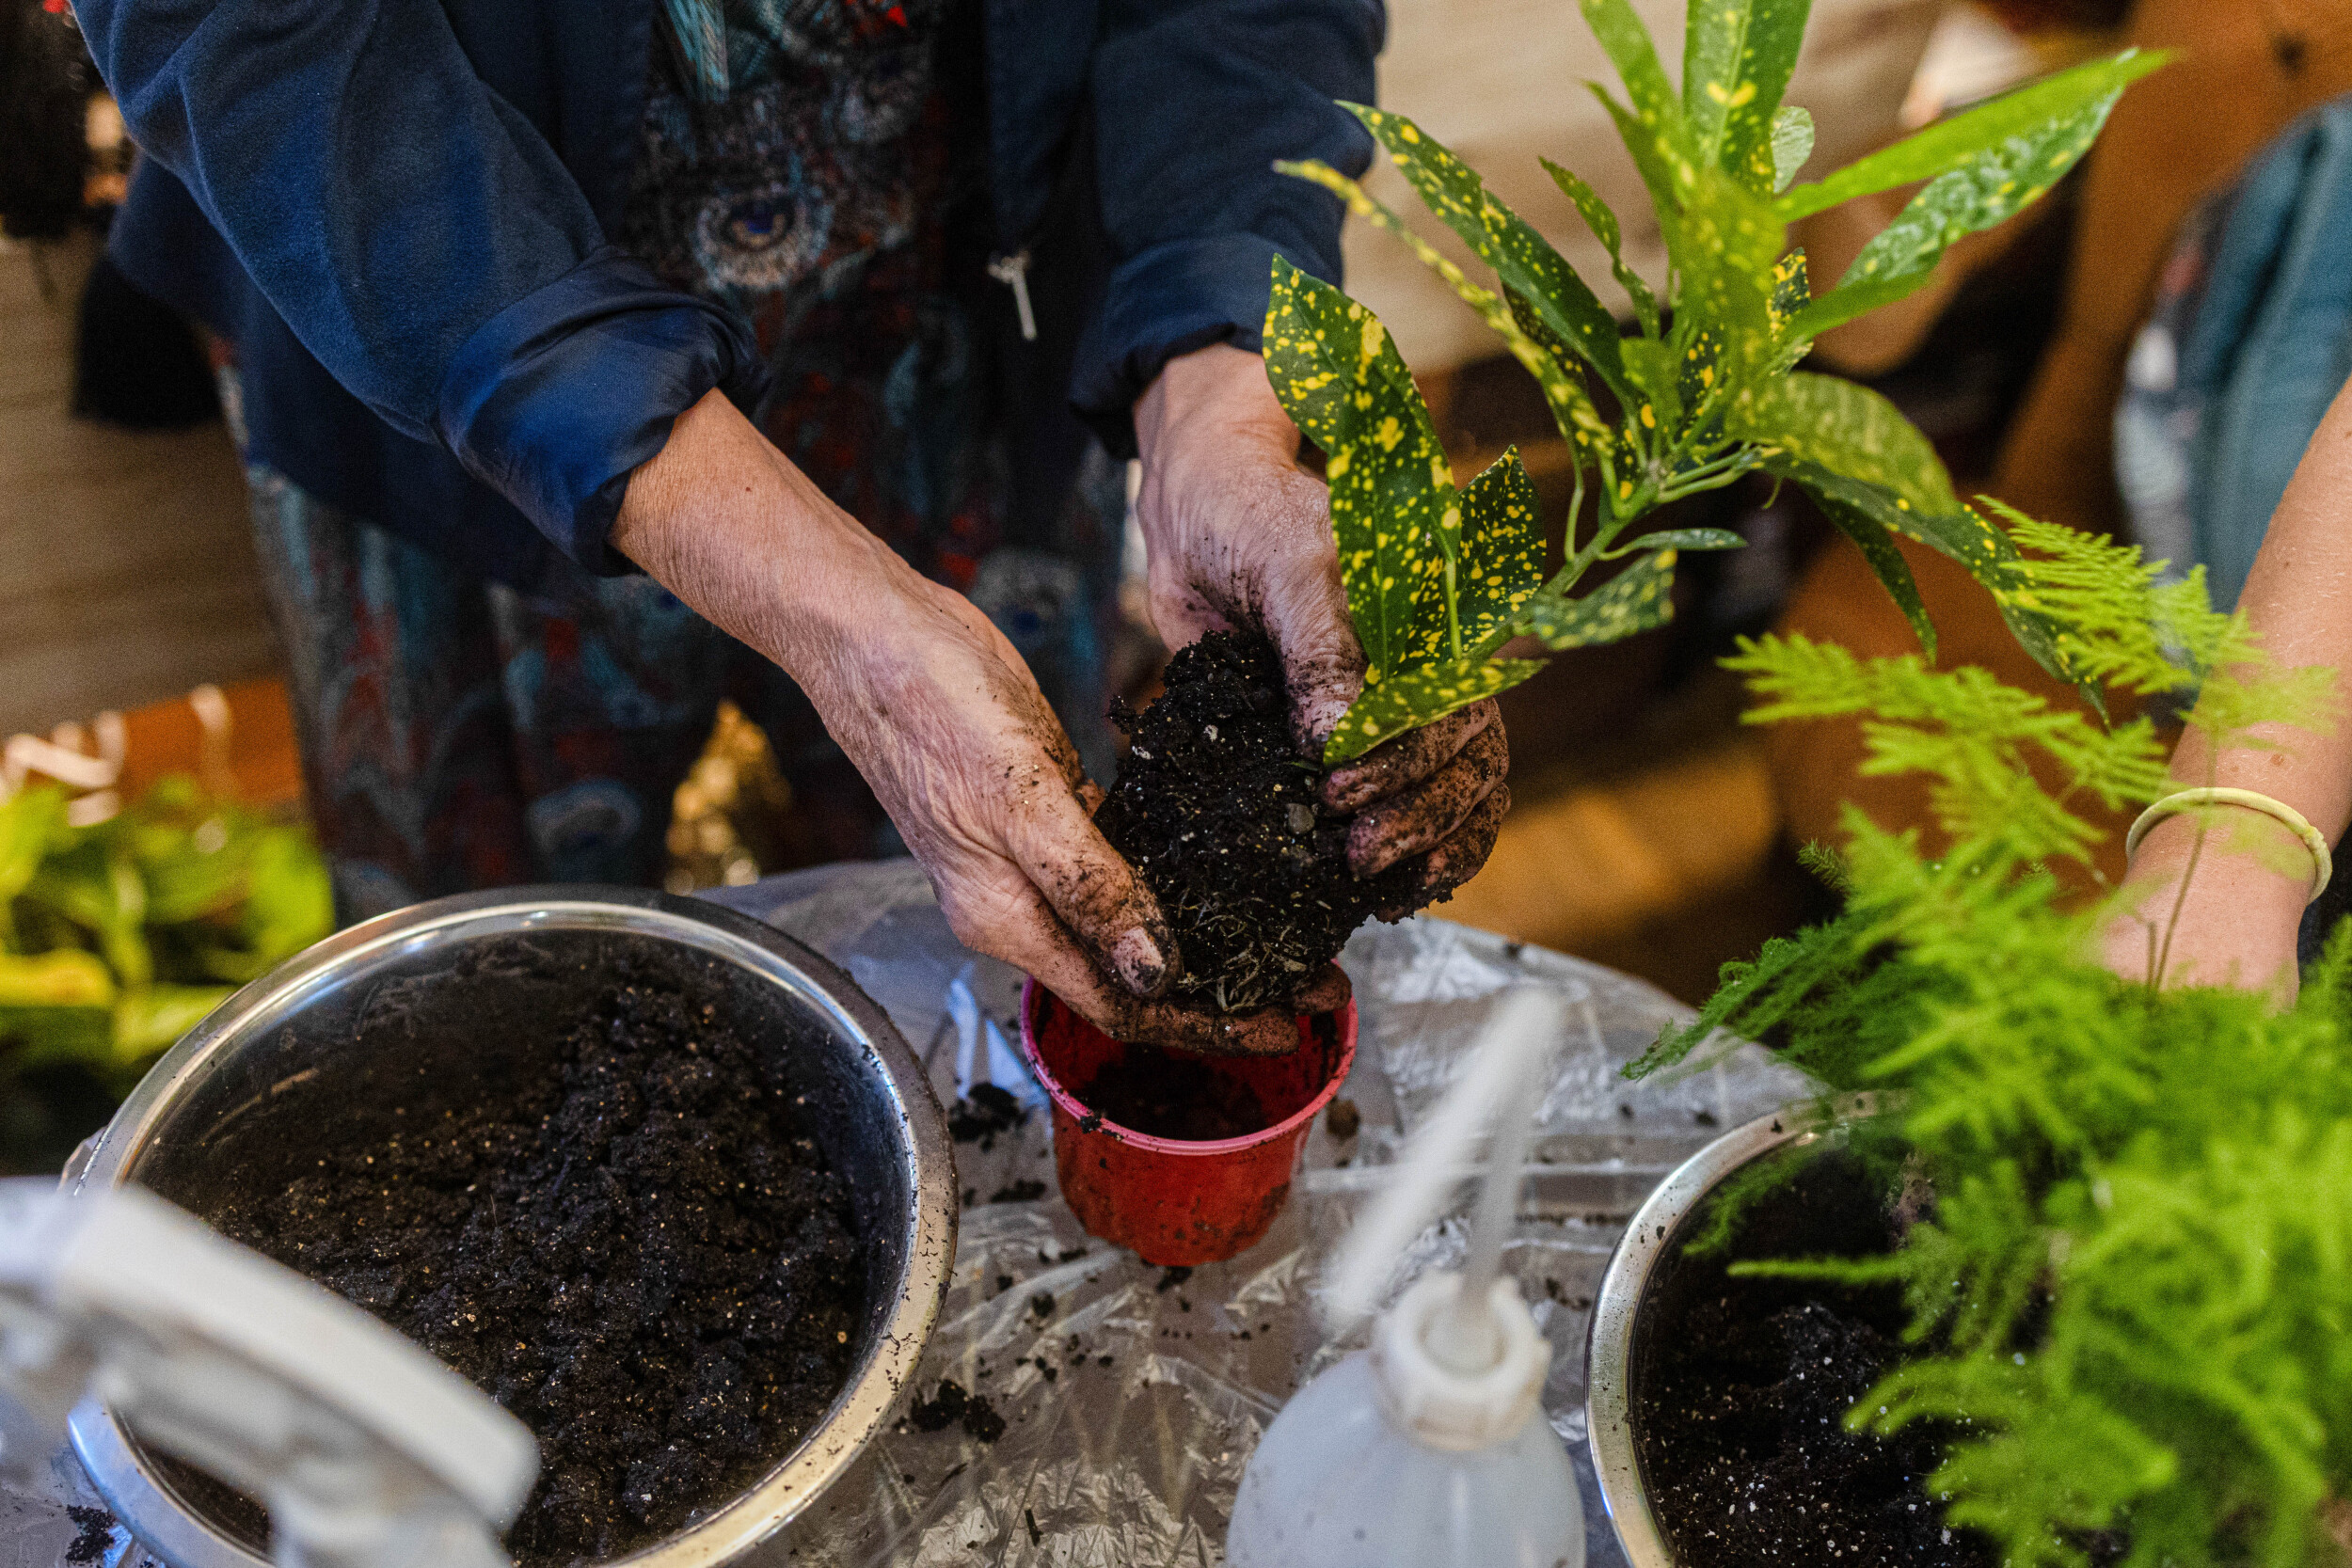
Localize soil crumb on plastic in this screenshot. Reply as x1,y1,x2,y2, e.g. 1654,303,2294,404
948,1084,1025,1148
1096,631,1420,1012
906,1379,1007,1442
1077,1044,1268,1140
209,971,866,1566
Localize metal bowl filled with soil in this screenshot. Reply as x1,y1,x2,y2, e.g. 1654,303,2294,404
62,887,955,1568
1586,1094,1991,1568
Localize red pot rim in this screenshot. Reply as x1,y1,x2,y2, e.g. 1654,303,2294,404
1016,976,1359,1157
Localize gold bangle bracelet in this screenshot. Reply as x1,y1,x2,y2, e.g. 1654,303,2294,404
2123,787,2334,904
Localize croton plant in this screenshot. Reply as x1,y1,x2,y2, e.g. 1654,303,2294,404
1264,0,2168,763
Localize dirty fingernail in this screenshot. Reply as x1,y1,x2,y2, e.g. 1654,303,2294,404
1110,927,1169,997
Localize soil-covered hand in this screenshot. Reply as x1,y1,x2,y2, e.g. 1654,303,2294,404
1135,343,1512,907
614,389,1308,1054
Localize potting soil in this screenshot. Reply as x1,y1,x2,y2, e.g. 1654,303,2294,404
1076,1042,1271,1140
1635,1149,1991,1568
207,973,867,1566
1096,631,1421,1012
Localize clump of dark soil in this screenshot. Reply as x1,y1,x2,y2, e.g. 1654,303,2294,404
208,972,866,1566
1096,631,1421,1012
904,1379,1006,1442
1634,1148,1991,1568
1078,1043,1271,1140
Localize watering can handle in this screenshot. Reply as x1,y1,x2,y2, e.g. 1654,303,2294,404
0,1179,535,1568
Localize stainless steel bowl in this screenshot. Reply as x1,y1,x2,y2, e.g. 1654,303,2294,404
62,887,957,1568
1584,1092,1884,1568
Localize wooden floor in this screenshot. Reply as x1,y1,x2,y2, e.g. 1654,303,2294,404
0,230,278,740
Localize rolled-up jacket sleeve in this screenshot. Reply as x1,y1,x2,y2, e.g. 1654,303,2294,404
74,0,766,571
1074,0,1382,451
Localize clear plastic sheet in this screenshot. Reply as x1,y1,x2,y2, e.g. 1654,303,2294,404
10,863,1809,1567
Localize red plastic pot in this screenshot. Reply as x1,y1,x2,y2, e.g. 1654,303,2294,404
1017,977,1359,1267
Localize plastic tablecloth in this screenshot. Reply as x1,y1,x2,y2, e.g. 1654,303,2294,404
6,861,1808,1567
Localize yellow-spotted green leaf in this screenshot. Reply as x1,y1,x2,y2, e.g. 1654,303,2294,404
1684,0,1813,191
1770,104,1814,193
1590,86,1695,252
1671,166,1786,417
1769,250,1810,326
1775,458,2091,701
1279,159,1613,447
1345,105,1630,402
1264,257,1454,684
0,949,115,1008
1454,450,1549,655
1542,157,1660,337
1788,70,2140,341
1581,0,1687,147
1613,527,1747,555
1621,337,1685,436
1730,370,1960,517
1325,657,1548,765
1775,50,2167,222
1517,549,1679,650
1795,475,1937,658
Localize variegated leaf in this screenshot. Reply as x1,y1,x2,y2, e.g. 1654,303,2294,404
1774,458,2092,701
1263,257,1454,684
1621,337,1685,436
1683,0,1813,191
1517,549,1679,650
1613,527,1746,554
1346,105,1630,401
1591,86,1696,248
1456,449,1549,652
1770,103,1815,192
1581,0,1687,143
1776,49,2167,220
1279,159,1613,446
1326,657,1548,765
1791,86,2131,341
1798,478,1936,658
1670,166,1786,419
1730,371,1961,517
1543,156,1661,336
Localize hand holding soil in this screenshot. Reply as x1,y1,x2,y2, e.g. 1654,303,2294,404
614,391,1292,1053
1133,346,1513,910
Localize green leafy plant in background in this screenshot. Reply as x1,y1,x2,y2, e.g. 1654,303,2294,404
1263,0,2169,762
0,778,331,1106
1633,519,2352,1566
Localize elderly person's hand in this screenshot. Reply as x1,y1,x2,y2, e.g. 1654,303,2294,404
1133,343,1513,913
615,388,1319,1054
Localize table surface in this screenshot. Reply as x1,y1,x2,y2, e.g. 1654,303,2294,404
7,863,1808,1567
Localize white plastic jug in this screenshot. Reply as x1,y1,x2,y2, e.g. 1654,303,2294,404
1226,989,1585,1568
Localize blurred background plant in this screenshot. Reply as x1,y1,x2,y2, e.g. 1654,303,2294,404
0,698,329,1173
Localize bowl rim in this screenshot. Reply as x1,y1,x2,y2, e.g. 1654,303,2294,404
1014,976,1359,1155
64,885,957,1568
1582,1090,1885,1568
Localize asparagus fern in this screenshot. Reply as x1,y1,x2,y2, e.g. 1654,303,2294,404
1636,517,2352,1565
